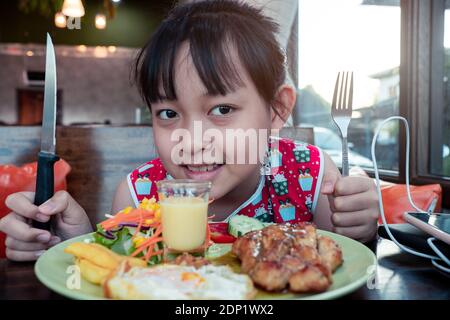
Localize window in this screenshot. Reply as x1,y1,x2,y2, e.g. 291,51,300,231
437,1,450,177
295,0,449,207
389,84,399,98
295,0,401,172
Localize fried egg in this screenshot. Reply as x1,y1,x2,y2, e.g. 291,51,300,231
103,262,255,300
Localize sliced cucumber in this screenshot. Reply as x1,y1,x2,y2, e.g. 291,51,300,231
205,243,232,259
228,215,265,238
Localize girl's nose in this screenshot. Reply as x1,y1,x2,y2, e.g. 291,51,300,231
180,120,211,163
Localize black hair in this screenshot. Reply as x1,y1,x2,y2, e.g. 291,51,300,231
134,0,286,115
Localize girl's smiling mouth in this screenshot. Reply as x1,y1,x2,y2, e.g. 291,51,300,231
181,164,224,181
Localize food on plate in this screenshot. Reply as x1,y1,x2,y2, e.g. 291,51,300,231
232,222,343,293
209,222,236,243
93,197,212,265
317,234,344,272
204,243,232,260
64,242,146,284
64,199,343,298
172,252,211,268
93,198,164,264
75,258,111,285
103,262,256,300
228,215,265,238
65,242,119,269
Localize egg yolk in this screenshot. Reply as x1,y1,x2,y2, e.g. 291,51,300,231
181,272,205,285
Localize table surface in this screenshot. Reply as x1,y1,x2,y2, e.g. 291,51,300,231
0,238,449,300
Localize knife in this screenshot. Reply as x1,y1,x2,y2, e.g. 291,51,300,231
32,33,60,231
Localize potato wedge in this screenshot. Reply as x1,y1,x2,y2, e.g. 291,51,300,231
75,258,112,285
65,242,121,269
122,256,147,268
66,242,148,285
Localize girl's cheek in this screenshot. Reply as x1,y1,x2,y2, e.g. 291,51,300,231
154,131,176,162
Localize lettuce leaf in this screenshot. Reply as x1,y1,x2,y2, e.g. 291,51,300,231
93,224,116,248
110,228,134,256
93,224,135,256
93,224,164,266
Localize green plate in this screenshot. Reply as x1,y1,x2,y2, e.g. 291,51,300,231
35,230,376,300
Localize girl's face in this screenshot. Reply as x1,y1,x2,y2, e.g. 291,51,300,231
151,42,274,200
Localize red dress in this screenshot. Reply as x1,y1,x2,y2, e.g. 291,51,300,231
127,137,324,223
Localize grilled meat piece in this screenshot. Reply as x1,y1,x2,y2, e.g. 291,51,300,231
317,234,343,272
232,223,343,293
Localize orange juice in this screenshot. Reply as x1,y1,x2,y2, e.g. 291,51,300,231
160,196,208,251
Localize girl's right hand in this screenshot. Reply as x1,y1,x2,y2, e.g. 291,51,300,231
0,191,93,261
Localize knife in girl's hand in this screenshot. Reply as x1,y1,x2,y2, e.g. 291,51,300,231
32,33,60,231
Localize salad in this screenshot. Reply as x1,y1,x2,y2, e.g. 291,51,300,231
93,197,269,265
93,198,176,265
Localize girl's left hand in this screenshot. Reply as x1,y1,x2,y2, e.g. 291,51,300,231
323,175,380,243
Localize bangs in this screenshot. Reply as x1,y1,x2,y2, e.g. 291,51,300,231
136,14,245,105
135,0,286,108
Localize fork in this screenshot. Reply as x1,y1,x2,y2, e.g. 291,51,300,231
331,71,353,177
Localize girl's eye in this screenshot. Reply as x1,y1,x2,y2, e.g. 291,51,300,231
209,105,234,116
157,109,178,120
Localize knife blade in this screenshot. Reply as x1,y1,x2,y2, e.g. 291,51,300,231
32,33,60,231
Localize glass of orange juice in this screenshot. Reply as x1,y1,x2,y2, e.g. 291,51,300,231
156,179,211,253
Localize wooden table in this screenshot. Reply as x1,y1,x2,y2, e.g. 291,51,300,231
0,238,448,300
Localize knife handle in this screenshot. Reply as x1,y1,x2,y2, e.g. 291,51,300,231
32,151,60,231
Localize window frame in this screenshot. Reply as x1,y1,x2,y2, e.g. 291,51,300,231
400,0,450,208
294,0,450,207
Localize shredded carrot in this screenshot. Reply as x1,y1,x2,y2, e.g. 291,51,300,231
144,246,153,261
153,224,163,237
100,207,157,230
132,209,144,238
100,213,141,229
145,249,164,262
131,237,164,257
208,198,215,204
145,245,164,261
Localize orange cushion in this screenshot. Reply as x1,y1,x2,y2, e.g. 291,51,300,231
0,160,71,258
379,184,442,224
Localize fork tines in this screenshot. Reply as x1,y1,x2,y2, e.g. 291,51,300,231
332,71,353,113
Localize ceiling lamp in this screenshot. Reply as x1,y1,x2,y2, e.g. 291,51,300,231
54,12,67,28
95,14,107,29
62,0,85,18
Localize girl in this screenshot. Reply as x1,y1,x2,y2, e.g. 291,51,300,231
0,0,380,261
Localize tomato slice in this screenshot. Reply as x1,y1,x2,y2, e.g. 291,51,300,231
209,222,236,243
